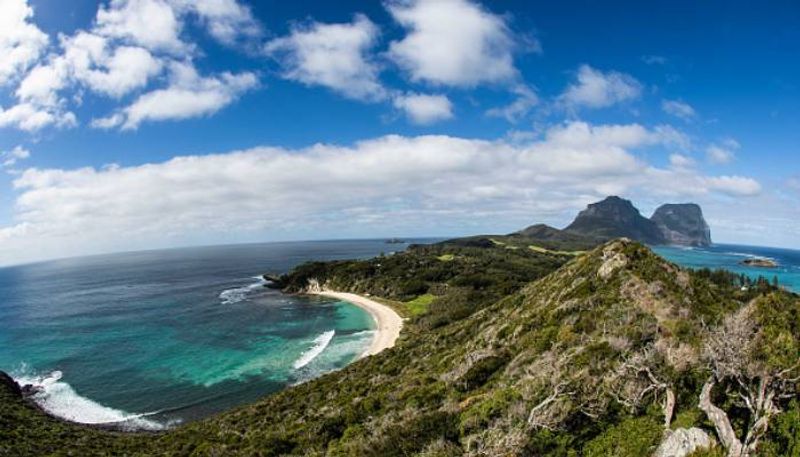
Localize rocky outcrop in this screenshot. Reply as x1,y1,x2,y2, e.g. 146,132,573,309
0,370,22,398
561,197,713,247
741,257,777,268
651,203,711,247
565,196,667,244
653,428,714,457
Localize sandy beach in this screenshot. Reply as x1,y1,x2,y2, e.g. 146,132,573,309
312,291,403,357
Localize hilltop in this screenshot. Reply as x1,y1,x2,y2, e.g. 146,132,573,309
2,235,798,456
515,196,712,248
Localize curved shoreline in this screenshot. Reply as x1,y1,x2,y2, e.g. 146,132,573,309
311,291,403,357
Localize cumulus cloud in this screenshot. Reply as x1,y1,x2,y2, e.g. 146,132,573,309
0,0,49,86
0,145,30,168
97,0,262,52
669,153,695,169
96,0,186,53
486,84,539,123
91,61,257,130
706,139,739,164
387,0,518,87
393,93,453,124
0,121,764,265
0,0,262,132
0,101,76,131
264,14,385,101
661,99,696,121
705,175,761,196
171,0,262,46
559,64,642,109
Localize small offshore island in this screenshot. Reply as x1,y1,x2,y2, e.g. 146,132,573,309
741,257,779,268
2,197,799,457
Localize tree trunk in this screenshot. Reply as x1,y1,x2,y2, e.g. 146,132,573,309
699,379,745,457
664,388,676,429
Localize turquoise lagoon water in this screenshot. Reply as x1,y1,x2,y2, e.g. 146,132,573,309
653,243,800,292
0,239,427,429
1,238,796,430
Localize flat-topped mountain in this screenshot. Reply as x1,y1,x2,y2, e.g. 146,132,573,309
651,203,712,247
519,196,712,247
564,196,667,244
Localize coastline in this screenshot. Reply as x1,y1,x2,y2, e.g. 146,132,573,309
311,291,403,357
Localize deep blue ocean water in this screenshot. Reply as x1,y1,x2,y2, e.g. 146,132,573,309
1,238,796,430
0,239,428,429
653,243,800,292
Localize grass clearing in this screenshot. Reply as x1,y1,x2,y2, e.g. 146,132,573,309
528,244,585,256
405,293,436,315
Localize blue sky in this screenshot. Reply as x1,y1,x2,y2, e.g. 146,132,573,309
0,0,798,265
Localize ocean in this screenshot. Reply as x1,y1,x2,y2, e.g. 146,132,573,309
653,243,800,292
1,238,797,431
0,239,428,430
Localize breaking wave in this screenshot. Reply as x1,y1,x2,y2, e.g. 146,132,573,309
12,368,164,431
293,331,335,370
219,277,267,305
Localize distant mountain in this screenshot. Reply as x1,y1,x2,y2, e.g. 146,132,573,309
651,203,711,247
564,196,667,244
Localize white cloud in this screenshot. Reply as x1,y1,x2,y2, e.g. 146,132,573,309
96,0,186,53
387,0,517,87
0,0,263,132
0,121,766,265
705,175,761,196
264,14,385,101
60,32,163,98
559,64,642,109
393,93,453,124
0,0,49,86
0,101,76,131
661,99,696,121
486,84,539,123
669,153,695,169
92,61,257,130
706,139,739,164
171,0,262,46
1,145,30,167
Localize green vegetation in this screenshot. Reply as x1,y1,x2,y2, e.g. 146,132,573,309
528,244,585,256
404,293,436,316
2,237,798,456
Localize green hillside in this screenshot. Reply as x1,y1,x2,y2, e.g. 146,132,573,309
2,239,799,456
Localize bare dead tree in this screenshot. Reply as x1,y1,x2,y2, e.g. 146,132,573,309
523,347,579,431
700,304,800,457
607,345,676,428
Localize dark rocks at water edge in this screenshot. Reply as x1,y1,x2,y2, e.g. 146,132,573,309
0,371,22,398
741,257,778,268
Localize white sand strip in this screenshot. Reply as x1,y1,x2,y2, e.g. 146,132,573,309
311,291,403,357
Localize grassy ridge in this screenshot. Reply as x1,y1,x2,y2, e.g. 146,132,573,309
2,238,799,456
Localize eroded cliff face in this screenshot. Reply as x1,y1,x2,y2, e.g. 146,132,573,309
565,196,667,244
561,197,712,247
651,203,712,247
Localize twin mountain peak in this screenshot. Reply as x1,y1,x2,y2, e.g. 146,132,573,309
520,196,712,247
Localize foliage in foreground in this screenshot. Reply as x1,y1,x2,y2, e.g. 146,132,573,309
1,238,798,456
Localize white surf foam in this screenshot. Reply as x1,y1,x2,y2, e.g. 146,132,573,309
12,368,164,431
293,330,335,370
219,276,267,305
